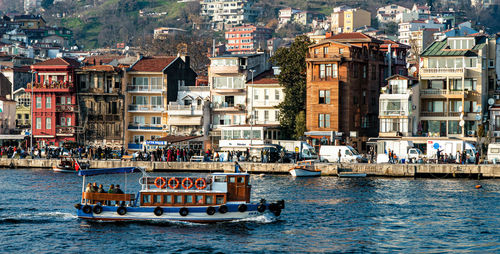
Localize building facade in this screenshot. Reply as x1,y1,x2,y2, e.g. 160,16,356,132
246,70,283,126
200,0,259,30
376,4,410,26
13,88,30,130
76,65,124,148
331,7,371,34
419,35,494,140
225,25,273,53
26,57,80,147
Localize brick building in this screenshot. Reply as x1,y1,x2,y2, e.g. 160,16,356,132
225,25,273,54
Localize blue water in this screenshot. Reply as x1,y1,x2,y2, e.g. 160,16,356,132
0,168,499,253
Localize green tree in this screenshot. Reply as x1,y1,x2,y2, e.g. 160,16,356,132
294,111,306,139
41,0,54,9
270,35,312,139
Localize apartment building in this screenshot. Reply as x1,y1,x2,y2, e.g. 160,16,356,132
398,19,445,45
26,57,80,147
278,7,301,28
124,56,197,151
225,25,273,53
331,7,371,34
200,0,259,30
379,75,419,137
419,35,494,140
76,65,124,148
376,4,410,26
246,70,283,126
305,33,387,151
13,87,30,129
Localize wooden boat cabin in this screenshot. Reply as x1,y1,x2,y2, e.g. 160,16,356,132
139,173,251,207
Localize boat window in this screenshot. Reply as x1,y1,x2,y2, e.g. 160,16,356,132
206,195,214,204
153,195,161,204
196,195,204,204
229,177,236,183
142,194,151,204
185,195,193,204
237,177,245,183
175,195,183,204
214,176,226,182
164,195,172,204
216,195,224,204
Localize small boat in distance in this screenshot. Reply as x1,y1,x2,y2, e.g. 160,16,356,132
74,167,285,223
338,172,367,178
53,156,89,173
289,160,321,177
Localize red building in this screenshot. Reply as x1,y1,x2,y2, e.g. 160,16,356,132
225,25,273,53
26,57,80,147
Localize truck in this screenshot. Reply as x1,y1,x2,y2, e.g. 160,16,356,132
373,140,423,163
426,140,476,163
318,145,363,163
487,143,500,163
271,140,318,161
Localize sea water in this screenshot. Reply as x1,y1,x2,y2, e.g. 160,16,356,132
0,169,499,253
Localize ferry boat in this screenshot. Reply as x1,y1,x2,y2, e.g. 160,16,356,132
74,167,285,223
53,156,89,173
289,160,321,177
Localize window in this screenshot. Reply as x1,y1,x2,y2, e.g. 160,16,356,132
323,47,328,54
46,97,51,109
196,195,204,204
67,117,71,126
264,110,269,122
319,90,330,104
319,64,326,79
153,195,161,204
142,194,151,204
185,195,193,204
216,195,224,204
133,135,144,144
254,90,258,100
36,117,41,129
332,63,338,78
448,120,462,134
164,195,172,204
264,89,269,100
174,195,183,204
275,89,280,100
151,77,162,90
151,117,161,125
318,114,330,128
36,97,41,109
132,96,148,105
133,116,145,124
67,97,71,105
229,177,236,183
60,117,66,126
363,65,367,78
339,48,344,54
133,77,149,89
237,177,245,183
206,195,214,204
46,117,51,129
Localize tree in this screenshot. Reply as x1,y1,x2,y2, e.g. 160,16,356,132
294,111,306,139
270,35,312,139
384,22,398,36
41,0,54,9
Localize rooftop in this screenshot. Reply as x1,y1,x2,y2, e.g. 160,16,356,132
421,36,486,57
129,56,177,72
32,57,80,67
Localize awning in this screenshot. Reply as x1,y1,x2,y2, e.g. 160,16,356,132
78,167,138,176
0,134,26,140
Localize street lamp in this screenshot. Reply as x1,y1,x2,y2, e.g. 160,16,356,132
249,69,255,145
30,71,37,157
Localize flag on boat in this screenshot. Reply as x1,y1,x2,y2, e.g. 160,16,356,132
75,160,80,171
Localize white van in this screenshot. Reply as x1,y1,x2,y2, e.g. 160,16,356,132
319,145,362,163
487,143,500,163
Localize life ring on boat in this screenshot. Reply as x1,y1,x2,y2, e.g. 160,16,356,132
238,204,247,213
206,206,216,215
117,206,127,216
154,207,163,216
82,205,92,214
195,178,207,190
179,207,189,217
182,177,193,189
93,205,103,214
168,177,180,189
257,204,266,213
218,205,228,214
154,177,166,189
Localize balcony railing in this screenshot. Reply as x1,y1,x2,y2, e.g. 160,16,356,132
28,82,75,90
421,89,447,95
421,89,477,97
128,124,163,130
56,104,78,112
126,85,163,92
128,105,164,112
212,103,245,110
421,112,462,117
380,110,407,116
421,68,464,74
56,126,76,134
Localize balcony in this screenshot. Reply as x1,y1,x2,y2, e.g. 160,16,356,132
306,52,343,60
56,126,75,135
128,105,164,112
128,124,163,131
210,65,240,74
421,68,465,75
167,104,203,116
420,112,462,117
126,85,163,93
104,115,121,122
56,104,78,112
27,82,75,91
380,110,407,117
212,103,245,111
420,89,477,98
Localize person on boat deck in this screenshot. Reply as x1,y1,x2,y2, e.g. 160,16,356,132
97,184,106,193
85,183,93,193
114,185,124,194
91,182,98,192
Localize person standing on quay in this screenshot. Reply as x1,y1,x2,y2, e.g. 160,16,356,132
337,149,341,163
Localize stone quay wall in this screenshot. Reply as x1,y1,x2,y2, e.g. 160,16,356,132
1,158,499,178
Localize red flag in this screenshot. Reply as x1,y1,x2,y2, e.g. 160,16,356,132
75,160,80,171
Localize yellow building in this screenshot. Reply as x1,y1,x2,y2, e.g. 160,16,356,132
13,88,30,129
124,56,197,151
331,7,371,34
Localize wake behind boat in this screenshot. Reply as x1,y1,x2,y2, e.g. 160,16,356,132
289,160,321,177
74,167,284,223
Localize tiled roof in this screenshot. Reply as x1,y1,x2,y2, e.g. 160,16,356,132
327,32,382,43
247,70,278,84
82,55,124,65
421,36,486,57
80,65,119,72
33,57,80,67
129,56,177,72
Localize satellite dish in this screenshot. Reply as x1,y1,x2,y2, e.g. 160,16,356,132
458,106,463,112
409,66,417,77
459,120,465,127
489,98,495,105
125,46,130,51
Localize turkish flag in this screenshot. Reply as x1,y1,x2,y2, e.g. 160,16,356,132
75,160,80,171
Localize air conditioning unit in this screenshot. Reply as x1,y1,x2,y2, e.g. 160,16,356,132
162,124,168,129
468,130,475,136
495,95,500,100
494,132,499,137
412,105,417,110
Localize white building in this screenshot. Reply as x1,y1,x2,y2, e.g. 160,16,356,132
376,4,410,25
200,0,259,30
398,19,445,45
167,84,211,136
246,71,283,126
379,75,419,137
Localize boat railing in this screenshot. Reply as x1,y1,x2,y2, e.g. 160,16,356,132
82,192,135,205
140,176,213,191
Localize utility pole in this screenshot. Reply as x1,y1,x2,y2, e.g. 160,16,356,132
30,71,37,157
249,69,255,146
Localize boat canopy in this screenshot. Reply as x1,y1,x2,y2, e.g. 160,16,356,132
78,167,138,176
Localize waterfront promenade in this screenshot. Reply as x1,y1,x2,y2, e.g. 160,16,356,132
1,158,500,178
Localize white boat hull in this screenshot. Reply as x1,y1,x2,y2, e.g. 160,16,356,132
338,173,367,178
53,167,76,173
290,168,321,177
